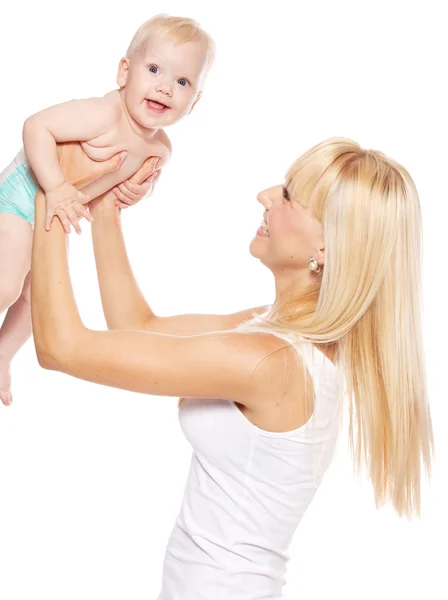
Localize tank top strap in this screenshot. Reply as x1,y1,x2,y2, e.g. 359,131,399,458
234,318,315,374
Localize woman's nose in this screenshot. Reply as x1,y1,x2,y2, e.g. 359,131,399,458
256,188,273,210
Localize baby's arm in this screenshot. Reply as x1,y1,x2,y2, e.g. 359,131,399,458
23,97,120,232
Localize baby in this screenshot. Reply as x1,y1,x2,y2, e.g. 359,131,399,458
0,14,215,405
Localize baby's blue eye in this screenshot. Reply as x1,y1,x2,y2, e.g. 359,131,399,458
177,78,188,87
149,65,159,74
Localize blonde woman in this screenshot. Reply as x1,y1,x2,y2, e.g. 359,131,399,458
30,138,433,599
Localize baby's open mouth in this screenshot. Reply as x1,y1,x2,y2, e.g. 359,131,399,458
146,99,170,113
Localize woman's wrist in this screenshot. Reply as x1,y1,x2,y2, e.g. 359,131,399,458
89,192,120,220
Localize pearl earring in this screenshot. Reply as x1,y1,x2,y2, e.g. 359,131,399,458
308,257,321,273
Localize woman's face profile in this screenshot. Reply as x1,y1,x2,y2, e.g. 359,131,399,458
249,184,325,273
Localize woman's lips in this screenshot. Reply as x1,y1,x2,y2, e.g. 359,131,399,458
256,226,270,237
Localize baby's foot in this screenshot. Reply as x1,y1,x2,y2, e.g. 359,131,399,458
0,360,12,406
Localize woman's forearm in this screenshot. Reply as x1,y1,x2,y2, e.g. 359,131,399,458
31,143,125,365
90,195,155,330
31,189,83,368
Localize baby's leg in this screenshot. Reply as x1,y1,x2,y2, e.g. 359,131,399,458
0,213,32,313
0,213,33,405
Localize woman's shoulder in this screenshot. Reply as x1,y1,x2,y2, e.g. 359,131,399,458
226,329,310,406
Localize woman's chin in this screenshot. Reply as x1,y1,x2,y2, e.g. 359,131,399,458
249,236,266,259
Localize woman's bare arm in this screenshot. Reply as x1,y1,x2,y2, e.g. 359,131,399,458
30,142,292,406
31,164,289,405
91,194,268,334
90,162,269,335
89,160,159,331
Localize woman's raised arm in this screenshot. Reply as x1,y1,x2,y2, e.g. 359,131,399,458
30,142,287,406
89,161,269,335
89,157,160,331
31,186,285,405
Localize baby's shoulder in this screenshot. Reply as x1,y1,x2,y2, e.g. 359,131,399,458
101,90,123,117
154,129,172,155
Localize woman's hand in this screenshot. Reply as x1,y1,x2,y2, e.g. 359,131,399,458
112,156,161,209
56,142,127,192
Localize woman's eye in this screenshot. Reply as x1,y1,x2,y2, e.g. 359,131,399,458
177,78,188,87
282,185,290,201
149,65,159,74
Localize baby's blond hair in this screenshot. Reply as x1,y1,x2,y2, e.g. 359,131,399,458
126,14,215,72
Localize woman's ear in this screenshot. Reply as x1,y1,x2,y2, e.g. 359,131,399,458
316,245,325,267
117,57,130,88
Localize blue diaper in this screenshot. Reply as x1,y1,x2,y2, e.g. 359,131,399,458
0,148,37,227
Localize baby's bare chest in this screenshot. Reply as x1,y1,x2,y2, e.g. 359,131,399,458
79,127,166,199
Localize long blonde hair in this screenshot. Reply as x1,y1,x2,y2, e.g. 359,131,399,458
251,137,433,519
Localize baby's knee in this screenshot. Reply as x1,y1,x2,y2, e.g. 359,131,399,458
0,279,24,312
21,274,31,303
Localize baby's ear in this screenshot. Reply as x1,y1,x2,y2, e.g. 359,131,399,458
116,57,130,88
188,90,203,115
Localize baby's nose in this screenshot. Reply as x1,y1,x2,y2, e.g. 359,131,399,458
157,80,173,96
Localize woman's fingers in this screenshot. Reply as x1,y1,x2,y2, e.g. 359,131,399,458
117,182,141,202
115,199,130,209
128,156,160,185
145,169,161,183
113,186,133,205
68,151,128,189
113,179,153,205
94,151,127,179
142,170,160,197
122,180,147,196
145,170,161,189
101,158,162,210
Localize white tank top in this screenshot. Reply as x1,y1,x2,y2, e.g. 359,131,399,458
157,323,344,599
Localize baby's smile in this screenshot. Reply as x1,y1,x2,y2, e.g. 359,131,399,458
146,98,171,113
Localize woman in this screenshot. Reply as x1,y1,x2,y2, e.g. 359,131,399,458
31,138,433,599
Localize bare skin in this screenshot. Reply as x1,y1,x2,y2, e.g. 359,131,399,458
22,34,207,231
1,33,208,404
0,216,33,405
0,143,159,406
22,91,171,232
1,93,170,405
30,142,315,433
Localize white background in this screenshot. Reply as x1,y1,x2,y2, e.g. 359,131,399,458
0,1,446,598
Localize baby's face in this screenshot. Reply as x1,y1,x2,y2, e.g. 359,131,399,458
120,33,209,129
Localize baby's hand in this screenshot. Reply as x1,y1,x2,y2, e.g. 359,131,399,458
112,158,161,209
45,181,92,233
